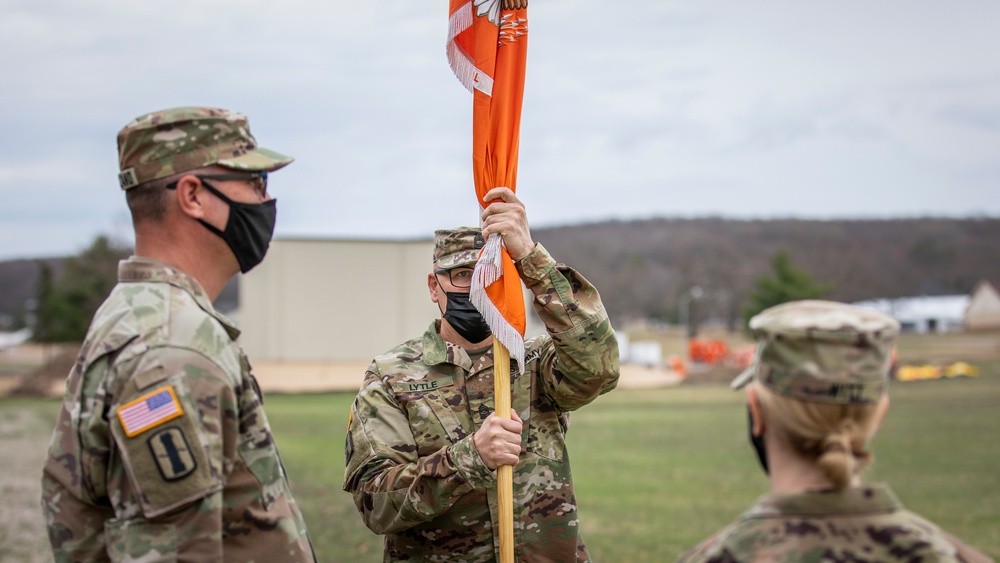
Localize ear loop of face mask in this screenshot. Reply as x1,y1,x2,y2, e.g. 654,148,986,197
747,406,769,475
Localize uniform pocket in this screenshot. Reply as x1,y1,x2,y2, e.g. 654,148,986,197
105,518,178,563
404,395,471,455
526,409,567,462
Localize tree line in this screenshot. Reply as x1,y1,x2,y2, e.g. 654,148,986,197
4,217,998,342
31,236,130,343
532,217,1000,329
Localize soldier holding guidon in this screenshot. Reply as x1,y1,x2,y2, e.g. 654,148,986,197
343,188,620,562
41,107,315,561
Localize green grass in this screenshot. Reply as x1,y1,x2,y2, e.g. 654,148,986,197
563,373,1000,562
5,370,998,562
865,366,1000,555
266,369,999,562
265,393,384,560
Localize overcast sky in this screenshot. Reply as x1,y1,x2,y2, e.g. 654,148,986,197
1,0,998,261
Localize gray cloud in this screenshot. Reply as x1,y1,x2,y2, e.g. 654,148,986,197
1,0,998,260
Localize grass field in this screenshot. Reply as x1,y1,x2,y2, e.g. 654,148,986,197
242,364,1000,561
2,366,998,562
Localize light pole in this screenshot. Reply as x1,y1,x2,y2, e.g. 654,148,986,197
679,285,703,339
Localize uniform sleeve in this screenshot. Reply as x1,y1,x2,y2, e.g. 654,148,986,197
675,527,739,563
342,364,495,535
941,531,996,563
42,351,117,562
101,347,239,561
517,243,620,411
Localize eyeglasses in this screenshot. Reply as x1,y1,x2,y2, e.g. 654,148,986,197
435,267,474,288
166,172,269,199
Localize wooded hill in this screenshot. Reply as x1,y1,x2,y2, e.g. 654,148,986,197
1,217,997,330
0,258,62,330
531,217,1000,327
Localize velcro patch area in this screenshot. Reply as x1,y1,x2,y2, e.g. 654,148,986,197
113,382,219,518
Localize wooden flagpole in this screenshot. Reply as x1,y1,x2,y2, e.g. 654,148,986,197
497,3,525,561
494,340,514,563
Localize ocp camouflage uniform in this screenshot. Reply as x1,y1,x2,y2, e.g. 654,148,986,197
676,484,994,563
343,243,619,562
41,257,315,562
680,301,994,563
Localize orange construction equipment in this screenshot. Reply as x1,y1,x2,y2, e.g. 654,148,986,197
668,355,687,378
688,339,729,364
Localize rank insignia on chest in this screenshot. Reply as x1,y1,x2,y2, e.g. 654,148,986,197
117,386,184,437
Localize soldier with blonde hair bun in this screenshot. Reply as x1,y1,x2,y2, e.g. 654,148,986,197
678,300,993,563
751,379,882,491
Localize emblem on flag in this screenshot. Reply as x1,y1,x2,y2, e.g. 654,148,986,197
117,386,184,437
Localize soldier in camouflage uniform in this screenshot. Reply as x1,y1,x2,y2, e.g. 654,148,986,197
343,187,620,562
678,300,993,563
41,107,315,562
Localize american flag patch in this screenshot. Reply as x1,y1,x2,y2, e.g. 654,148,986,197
117,386,183,437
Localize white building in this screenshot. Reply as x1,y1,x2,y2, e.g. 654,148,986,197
238,237,543,363
0,328,31,350
965,280,1000,331
853,295,969,333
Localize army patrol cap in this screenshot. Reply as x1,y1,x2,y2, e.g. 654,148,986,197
731,300,900,404
433,227,486,269
116,106,293,190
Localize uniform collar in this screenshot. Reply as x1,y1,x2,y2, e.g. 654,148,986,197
421,320,474,372
743,483,903,520
118,256,241,340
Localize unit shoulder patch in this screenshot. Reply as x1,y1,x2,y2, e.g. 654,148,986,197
112,382,219,517
147,426,198,482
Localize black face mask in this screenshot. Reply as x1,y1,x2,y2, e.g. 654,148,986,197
440,291,492,343
198,181,277,273
747,407,769,475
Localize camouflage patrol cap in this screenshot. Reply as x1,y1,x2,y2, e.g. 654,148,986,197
731,300,900,404
116,106,293,190
433,227,486,269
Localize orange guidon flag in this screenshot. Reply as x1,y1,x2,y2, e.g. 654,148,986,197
447,0,529,371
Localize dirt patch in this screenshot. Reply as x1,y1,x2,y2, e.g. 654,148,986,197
252,360,372,394
896,331,1000,364
616,364,684,388
679,363,744,386
5,344,78,398
0,376,20,396
251,361,684,393
5,352,688,400
0,406,54,563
